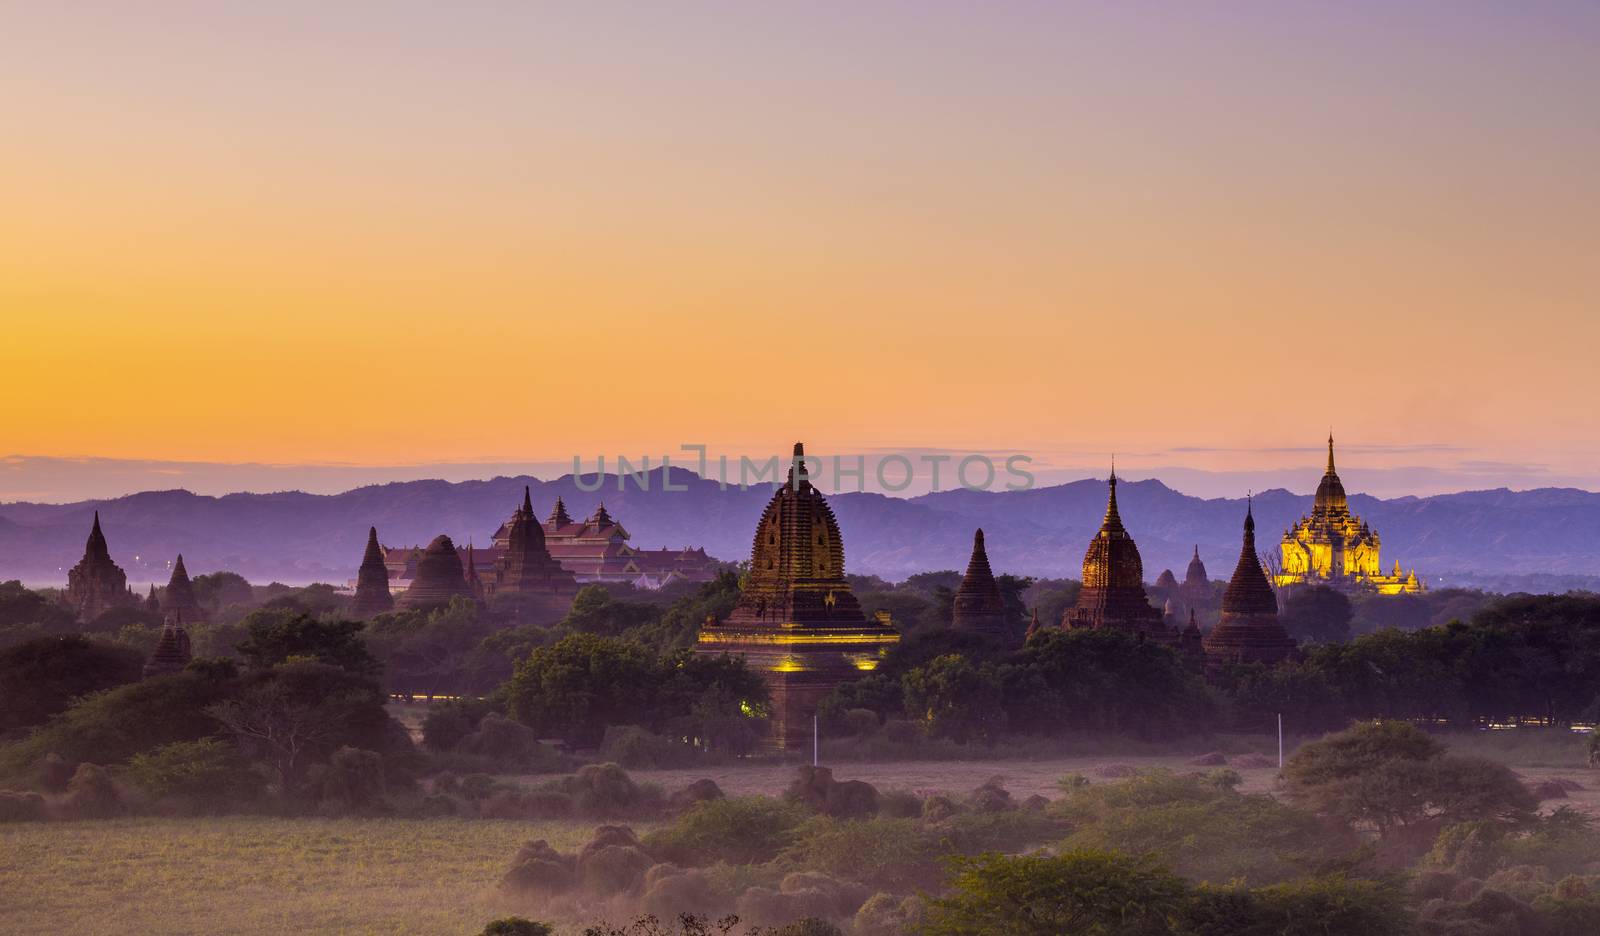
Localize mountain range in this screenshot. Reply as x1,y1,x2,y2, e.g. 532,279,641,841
3,468,1598,590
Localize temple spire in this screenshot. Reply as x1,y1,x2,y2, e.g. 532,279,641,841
1327,433,1336,475
786,441,811,491
86,510,110,561
521,485,533,516
1101,465,1125,533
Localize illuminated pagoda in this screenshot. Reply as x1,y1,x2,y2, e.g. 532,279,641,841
162,554,205,624
400,534,472,610
350,527,394,618
143,614,193,678
489,487,579,616
697,443,899,750
1204,500,1297,668
951,528,1008,637
1276,436,1421,594
65,511,134,624
1061,470,1174,642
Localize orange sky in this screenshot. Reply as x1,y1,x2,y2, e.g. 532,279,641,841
3,3,1598,490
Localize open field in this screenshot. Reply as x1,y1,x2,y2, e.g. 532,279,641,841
5,738,1597,936
0,816,594,936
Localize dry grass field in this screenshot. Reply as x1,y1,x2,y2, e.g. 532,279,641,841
4,735,1596,936
0,816,591,936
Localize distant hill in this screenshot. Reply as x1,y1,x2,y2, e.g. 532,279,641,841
3,468,1599,589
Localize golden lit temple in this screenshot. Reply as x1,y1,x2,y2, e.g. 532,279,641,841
1275,436,1421,595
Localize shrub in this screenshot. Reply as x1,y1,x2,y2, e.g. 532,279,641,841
457,713,565,773
123,738,264,809
921,849,1190,936
600,725,699,769
645,796,808,866
311,747,387,814
558,763,663,819
479,919,555,936
421,698,494,752
502,839,575,894
783,766,879,819
0,789,47,822
0,670,234,778
59,763,123,818
777,817,945,892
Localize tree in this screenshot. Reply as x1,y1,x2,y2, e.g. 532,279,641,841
504,633,662,747
1280,586,1353,645
901,654,1007,743
207,661,391,795
0,635,143,736
1281,721,1536,858
0,580,76,636
921,849,1190,936
235,609,379,676
1003,628,1213,739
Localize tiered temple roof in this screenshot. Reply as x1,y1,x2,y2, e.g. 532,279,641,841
163,554,204,624
143,614,193,678
1203,501,1297,668
951,528,1008,637
697,443,898,750
351,527,395,618
489,487,579,617
1277,436,1421,594
65,512,133,624
1061,471,1170,641
400,534,472,609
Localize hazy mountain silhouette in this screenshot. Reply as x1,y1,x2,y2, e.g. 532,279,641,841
2,467,1598,588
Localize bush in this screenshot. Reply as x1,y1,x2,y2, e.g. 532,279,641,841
777,817,945,892
645,796,808,866
921,849,1190,936
60,763,123,818
421,698,494,752
123,738,264,809
600,725,698,769
0,789,46,822
479,919,555,936
311,747,387,814
0,670,235,778
559,763,662,819
502,839,575,894
457,713,565,773
783,766,879,819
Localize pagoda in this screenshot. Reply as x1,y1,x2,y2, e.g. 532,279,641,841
65,512,134,624
1204,501,1298,668
350,527,395,618
1181,546,1211,606
143,614,194,678
697,443,899,749
1061,470,1172,641
400,535,472,610
1276,436,1421,594
489,487,579,617
162,554,205,624
951,528,1008,637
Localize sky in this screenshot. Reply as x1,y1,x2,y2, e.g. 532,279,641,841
3,2,1598,503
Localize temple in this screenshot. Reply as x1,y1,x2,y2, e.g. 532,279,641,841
1204,501,1298,668
143,614,194,678
350,527,395,618
379,497,718,594
399,535,473,610
697,443,899,750
951,529,1008,636
1061,471,1177,643
162,554,204,624
488,488,580,616
64,512,135,624
1276,436,1422,594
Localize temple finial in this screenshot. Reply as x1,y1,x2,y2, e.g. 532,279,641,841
522,485,533,514
1327,433,1336,474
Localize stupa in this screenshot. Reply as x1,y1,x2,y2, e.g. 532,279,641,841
162,554,204,624
490,487,579,617
697,443,899,749
65,512,134,624
143,614,193,678
950,529,1008,636
400,534,472,609
1061,470,1171,641
1203,501,1298,668
351,527,395,618
1181,546,1211,605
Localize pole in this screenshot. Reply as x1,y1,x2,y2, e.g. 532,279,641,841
1277,713,1284,769
813,715,819,767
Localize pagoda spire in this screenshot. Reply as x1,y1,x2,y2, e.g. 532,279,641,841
521,485,533,516
1327,433,1336,475
1100,465,1126,534
548,496,573,527
351,526,395,618
786,441,811,491
85,510,110,561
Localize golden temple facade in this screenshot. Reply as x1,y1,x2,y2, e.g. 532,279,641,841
1275,436,1421,595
